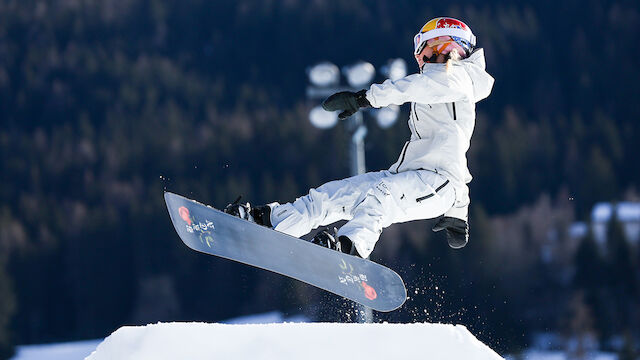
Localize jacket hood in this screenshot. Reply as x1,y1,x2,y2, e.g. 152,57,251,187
461,48,494,102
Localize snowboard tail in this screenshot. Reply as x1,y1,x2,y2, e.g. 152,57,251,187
164,192,406,312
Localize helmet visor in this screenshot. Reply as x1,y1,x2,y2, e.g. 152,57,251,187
414,36,467,59
413,27,476,55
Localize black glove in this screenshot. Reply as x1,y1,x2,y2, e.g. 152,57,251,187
322,90,371,120
432,216,469,249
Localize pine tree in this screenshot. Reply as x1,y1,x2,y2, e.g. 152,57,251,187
565,291,596,360
572,226,612,342
617,332,638,360
0,259,15,360
605,211,638,334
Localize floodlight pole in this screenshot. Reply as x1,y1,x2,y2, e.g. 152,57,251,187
349,112,367,176
307,60,406,325
347,111,374,324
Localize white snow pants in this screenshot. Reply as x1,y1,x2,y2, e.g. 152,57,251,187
269,169,456,258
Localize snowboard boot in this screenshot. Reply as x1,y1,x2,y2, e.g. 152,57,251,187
224,196,272,227
311,229,362,258
311,228,341,252
251,204,272,227
338,235,361,258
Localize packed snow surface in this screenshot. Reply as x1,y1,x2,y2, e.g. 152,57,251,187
10,339,102,360
87,322,503,360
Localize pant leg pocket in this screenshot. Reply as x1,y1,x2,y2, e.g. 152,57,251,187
414,170,449,203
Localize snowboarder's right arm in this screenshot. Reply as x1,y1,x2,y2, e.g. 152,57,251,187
365,65,474,108
322,65,477,117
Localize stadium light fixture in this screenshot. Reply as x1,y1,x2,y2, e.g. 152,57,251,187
383,58,407,81
343,61,375,88
308,62,340,87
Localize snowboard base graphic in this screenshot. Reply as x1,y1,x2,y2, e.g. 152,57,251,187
164,192,406,312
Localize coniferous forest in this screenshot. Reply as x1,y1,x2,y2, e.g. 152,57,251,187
0,0,639,357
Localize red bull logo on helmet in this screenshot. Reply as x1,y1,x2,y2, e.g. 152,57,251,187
436,17,469,31
420,17,470,33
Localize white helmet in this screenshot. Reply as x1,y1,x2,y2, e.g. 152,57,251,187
413,17,476,58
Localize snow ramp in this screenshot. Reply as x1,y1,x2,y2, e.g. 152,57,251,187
86,322,503,360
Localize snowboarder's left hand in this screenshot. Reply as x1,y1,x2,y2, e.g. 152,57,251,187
432,216,468,249
322,90,371,120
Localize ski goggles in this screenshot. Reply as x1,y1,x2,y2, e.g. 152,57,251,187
413,28,476,55
414,37,468,59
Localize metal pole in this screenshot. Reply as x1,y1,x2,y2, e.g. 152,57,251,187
348,111,374,324
349,112,367,176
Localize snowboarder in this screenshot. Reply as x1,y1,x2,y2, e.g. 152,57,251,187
226,17,494,259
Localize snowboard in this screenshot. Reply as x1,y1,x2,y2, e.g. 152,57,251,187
164,192,407,312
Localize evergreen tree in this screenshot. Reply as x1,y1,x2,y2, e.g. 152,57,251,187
565,291,596,360
617,332,638,360
572,226,612,342
605,211,638,333
573,227,605,290
0,259,15,360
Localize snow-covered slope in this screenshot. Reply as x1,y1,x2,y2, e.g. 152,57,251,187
11,339,102,360
87,322,503,360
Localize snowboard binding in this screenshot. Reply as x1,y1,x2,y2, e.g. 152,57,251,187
224,196,272,227
311,228,361,258
311,228,342,252
224,196,254,221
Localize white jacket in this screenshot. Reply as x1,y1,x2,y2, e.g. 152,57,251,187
365,49,494,221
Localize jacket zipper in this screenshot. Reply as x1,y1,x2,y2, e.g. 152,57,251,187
395,141,409,173
411,102,422,139
451,102,457,120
